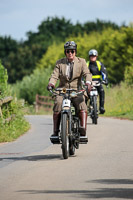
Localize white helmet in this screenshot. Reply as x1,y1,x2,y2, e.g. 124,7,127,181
88,49,98,56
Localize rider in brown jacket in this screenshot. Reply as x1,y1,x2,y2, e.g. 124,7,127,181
47,41,92,139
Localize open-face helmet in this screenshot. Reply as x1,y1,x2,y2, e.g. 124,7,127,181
88,49,98,56
64,41,77,53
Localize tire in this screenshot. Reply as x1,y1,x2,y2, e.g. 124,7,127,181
69,143,75,155
92,96,98,124
69,131,75,156
61,113,69,159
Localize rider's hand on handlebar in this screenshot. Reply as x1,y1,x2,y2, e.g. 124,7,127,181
47,83,55,91
85,83,92,93
102,80,108,86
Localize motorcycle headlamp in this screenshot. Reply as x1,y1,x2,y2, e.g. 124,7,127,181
62,88,67,93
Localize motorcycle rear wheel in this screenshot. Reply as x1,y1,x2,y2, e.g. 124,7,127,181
69,145,75,155
69,137,75,156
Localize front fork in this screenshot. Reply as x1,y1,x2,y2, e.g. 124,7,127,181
61,108,79,149
61,109,72,135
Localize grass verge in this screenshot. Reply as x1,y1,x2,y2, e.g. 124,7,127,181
104,82,133,120
0,116,30,143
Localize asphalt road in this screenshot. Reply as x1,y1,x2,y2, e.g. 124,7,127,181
0,115,133,200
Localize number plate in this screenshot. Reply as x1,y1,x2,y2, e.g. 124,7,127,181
90,90,98,96
62,99,71,108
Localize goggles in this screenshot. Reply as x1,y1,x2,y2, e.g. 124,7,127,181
65,41,76,47
66,50,75,54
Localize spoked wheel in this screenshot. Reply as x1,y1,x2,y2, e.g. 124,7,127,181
61,113,69,159
92,96,98,124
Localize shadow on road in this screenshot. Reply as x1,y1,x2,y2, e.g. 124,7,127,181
88,179,133,185
17,179,133,199
0,154,61,161
17,188,133,199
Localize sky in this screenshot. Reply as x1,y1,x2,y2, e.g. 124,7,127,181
0,0,133,41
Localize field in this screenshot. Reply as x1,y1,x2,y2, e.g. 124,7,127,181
104,83,133,120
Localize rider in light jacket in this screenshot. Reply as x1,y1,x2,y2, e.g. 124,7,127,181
87,49,108,114
47,41,92,139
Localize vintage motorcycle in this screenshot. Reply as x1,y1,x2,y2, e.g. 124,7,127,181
49,87,88,159
81,80,99,124
88,81,99,124
87,80,107,124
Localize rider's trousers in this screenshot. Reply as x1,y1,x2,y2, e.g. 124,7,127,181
53,95,87,112
96,85,105,108
53,112,61,136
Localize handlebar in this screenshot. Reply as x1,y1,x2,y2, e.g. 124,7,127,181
92,81,101,87
49,88,85,98
92,80,108,87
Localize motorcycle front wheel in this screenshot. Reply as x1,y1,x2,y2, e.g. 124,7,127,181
61,113,69,159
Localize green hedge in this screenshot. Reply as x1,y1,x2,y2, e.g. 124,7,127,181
0,61,30,142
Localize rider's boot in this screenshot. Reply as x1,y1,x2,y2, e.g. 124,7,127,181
99,90,105,114
51,112,61,138
78,110,88,142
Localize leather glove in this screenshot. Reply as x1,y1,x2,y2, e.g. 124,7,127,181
47,83,55,91
85,83,92,93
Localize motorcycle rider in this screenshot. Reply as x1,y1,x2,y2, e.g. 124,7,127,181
87,49,108,114
47,41,92,140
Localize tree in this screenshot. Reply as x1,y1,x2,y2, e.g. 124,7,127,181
98,27,133,84
0,17,120,83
